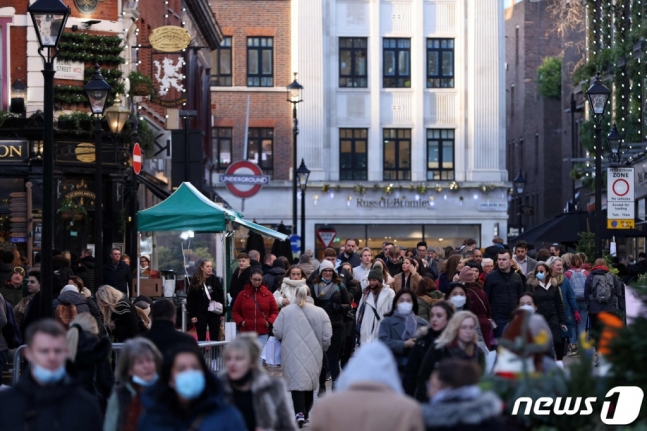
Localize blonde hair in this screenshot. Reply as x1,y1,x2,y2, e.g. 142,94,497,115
295,285,309,307
561,253,573,269
435,310,479,349
224,333,262,367
66,313,100,361
115,337,162,383
95,285,131,328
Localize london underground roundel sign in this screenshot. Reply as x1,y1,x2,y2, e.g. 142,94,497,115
219,160,270,198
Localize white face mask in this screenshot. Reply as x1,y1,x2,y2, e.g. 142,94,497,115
520,304,535,314
450,295,466,309
397,302,413,315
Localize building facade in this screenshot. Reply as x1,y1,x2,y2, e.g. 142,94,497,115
211,0,509,254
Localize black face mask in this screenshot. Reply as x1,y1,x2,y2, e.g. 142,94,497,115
231,369,253,387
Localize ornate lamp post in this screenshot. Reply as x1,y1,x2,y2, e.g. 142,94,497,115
286,73,303,235
513,170,527,234
296,159,311,255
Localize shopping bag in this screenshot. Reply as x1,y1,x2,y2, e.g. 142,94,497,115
261,336,281,366
485,350,497,374
224,322,237,341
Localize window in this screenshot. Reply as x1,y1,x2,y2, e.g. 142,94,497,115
426,129,455,180
383,38,410,88
213,128,232,172
339,38,367,88
383,129,411,180
248,128,273,176
247,37,273,87
340,129,368,180
426,39,454,88
212,37,232,86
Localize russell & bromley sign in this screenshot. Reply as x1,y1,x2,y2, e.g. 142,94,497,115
356,198,434,209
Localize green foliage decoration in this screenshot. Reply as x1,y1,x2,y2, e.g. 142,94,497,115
537,57,562,99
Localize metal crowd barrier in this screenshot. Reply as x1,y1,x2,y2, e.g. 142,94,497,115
11,340,229,386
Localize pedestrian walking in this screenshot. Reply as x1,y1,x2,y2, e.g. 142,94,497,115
403,301,454,398
273,284,332,427
415,278,444,321
95,285,140,342
338,262,361,368
513,240,537,275
274,265,307,309
356,268,395,346
0,319,102,431
390,257,422,293
232,268,279,351
546,256,579,358
53,283,90,317
103,248,132,296
263,258,288,293
297,254,316,279
220,335,296,431
386,246,403,276
187,259,225,342
67,275,104,328
378,289,427,377
437,255,462,293
565,254,589,346
103,338,162,431
337,238,361,267
230,252,260,305
138,345,246,431
309,341,425,431
142,299,197,357
483,250,524,344
584,258,625,345
358,258,393,290
66,313,113,412
352,247,373,283
0,266,25,307
18,271,43,340
460,267,493,349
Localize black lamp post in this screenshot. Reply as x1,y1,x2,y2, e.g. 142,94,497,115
586,73,611,258
513,170,526,234
607,123,624,166
286,73,303,235
296,159,310,255
84,65,111,290
28,0,70,318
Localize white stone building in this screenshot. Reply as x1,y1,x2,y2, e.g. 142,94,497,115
215,0,510,254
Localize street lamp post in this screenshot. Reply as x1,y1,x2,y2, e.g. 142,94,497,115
586,74,611,259
513,170,526,234
607,123,624,166
286,74,303,235
28,0,70,318
296,159,310,255
84,65,111,290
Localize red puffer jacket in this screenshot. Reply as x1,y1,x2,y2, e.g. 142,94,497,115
232,283,279,336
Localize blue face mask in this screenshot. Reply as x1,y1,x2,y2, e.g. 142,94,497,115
133,373,158,387
32,364,66,385
174,370,205,400
536,272,546,281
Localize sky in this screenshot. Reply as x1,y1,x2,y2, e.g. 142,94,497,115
504,0,524,8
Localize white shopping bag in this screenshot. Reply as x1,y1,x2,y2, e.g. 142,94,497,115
261,336,281,366
485,350,497,374
224,322,237,341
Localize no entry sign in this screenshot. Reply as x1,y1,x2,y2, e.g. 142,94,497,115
219,160,270,198
133,143,142,175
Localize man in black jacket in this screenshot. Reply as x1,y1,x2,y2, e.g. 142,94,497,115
337,238,361,267
103,248,132,296
229,252,261,305
0,319,102,431
79,249,96,292
484,249,524,342
142,299,197,357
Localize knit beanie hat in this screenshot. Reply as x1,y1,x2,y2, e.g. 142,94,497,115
319,259,335,272
459,266,476,283
367,268,383,281
61,284,79,294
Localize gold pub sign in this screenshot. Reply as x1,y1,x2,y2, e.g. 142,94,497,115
149,26,192,52
0,141,28,161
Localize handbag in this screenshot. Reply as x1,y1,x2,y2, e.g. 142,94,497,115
470,287,497,329
250,292,273,333
204,284,223,314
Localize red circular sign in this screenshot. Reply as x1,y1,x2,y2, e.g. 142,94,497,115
222,161,266,198
612,179,630,197
132,143,142,175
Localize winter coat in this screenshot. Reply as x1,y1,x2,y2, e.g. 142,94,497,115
465,283,493,348
0,372,102,431
417,293,443,321
390,272,422,293
232,283,279,336
263,267,286,293
187,275,225,318
19,291,42,341
386,258,403,277
311,280,351,328
139,385,246,431
378,314,427,369
483,269,524,320
0,283,22,307
103,261,133,295
142,319,197,357
69,329,113,411
230,262,261,305
584,266,625,314
403,327,442,398
0,293,7,351
421,387,504,431
337,252,361,268
52,290,90,314
52,256,75,297
273,278,306,309
428,259,439,280
272,302,332,391
356,286,395,346
0,263,13,287
108,300,140,342
298,262,316,278
80,256,96,291
86,295,104,329
554,274,578,329
220,370,297,431
437,272,452,293
103,381,141,431
527,274,567,344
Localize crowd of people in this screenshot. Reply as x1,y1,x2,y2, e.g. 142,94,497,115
0,236,628,430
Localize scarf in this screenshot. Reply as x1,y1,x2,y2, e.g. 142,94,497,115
393,309,418,340
315,279,337,300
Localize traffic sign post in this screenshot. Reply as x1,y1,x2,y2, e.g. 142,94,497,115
316,226,337,248
607,167,635,229
290,234,301,258
132,143,142,175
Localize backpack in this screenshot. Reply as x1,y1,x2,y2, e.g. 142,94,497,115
567,269,587,300
55,302,78,329
2,299,23,348
590,273,615,304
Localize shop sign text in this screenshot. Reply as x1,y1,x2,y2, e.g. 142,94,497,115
0,141,27,161
356,198,434,209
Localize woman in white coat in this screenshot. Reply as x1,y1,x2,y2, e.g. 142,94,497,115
273,285,332,428
356,268,395,346
359,259,394,290
274,265,307,310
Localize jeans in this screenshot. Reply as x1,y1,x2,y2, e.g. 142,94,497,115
492,318,509,340
320,326,344,386
291,391,314,419
575,299,588,342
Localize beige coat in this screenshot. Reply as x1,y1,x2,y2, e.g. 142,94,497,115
272,302,332,391
390,272,422,293
309,382,424,431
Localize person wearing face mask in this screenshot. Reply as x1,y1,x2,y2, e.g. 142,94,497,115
459,267,493,349
378,290,428,377
139,345,245,431
103,338,162,431
0,319,102,431
446,283,489,356
356,268,396,347
526,262,568,360
220,335,296,431
404,301,454,399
